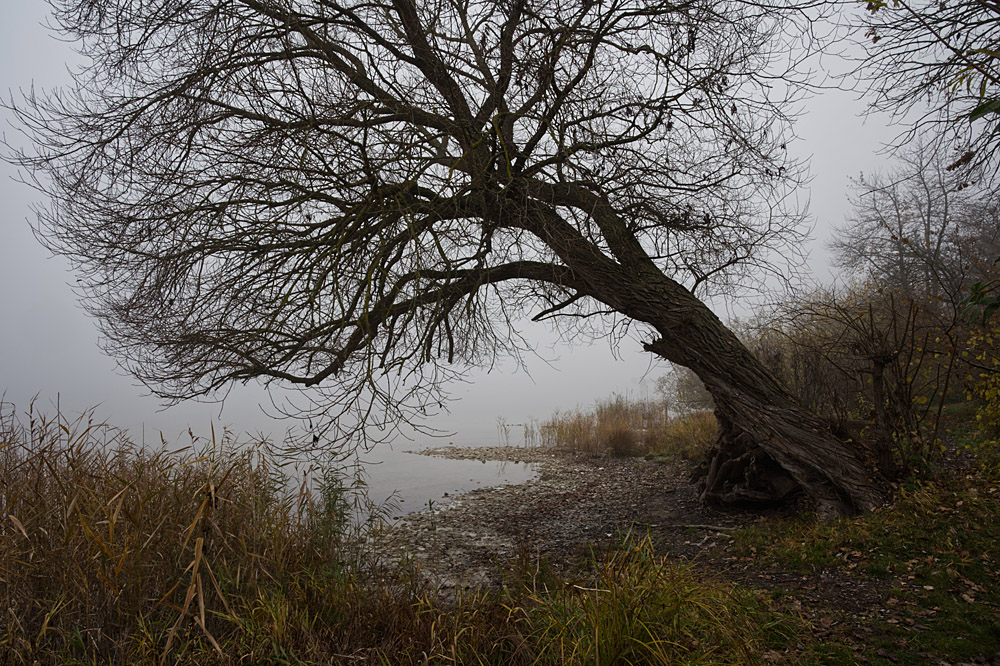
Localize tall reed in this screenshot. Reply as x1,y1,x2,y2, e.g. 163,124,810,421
527,394,717,459
0,401,398,663
0,402,786,665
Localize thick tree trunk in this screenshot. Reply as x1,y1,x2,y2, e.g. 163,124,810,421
523,193,885,516
643,322,885,516
585,268,887,517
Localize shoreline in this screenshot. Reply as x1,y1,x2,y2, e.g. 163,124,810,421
382,445,747,595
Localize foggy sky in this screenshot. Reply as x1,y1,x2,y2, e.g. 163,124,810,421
0,1,897,447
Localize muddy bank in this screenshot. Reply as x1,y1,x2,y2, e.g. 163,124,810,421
383,446,752,594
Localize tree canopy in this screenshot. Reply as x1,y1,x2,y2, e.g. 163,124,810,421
8,0,885,514
13,0,808,432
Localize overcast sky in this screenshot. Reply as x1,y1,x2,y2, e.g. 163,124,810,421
0,1,899,447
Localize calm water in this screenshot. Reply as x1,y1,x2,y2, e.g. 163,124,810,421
333,445,538,519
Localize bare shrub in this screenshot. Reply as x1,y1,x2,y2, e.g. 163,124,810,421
606,427,641,458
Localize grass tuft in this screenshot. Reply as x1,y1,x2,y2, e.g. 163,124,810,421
516,534,798,665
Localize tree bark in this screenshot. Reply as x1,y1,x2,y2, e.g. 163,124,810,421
594,269,886,517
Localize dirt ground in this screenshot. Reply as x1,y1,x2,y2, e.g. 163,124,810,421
381,445,894,632
384,446,764,586
377,444,999,665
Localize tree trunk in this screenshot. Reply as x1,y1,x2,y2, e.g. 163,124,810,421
595,271,887,517
525,200,886,516
643,319,885,516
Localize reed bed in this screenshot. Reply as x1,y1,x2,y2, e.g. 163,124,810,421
523,395,717,460
0,402,789,665
0,401,408,664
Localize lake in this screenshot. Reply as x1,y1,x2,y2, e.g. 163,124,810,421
316,443,539,519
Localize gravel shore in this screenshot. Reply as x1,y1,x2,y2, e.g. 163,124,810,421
382,445,750,595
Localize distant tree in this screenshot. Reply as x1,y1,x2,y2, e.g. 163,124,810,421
8,0,883,515
657,366,714,414
831,142,1000,303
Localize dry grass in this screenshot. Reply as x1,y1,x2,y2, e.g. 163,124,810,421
0,400,408,664
0,401,789,665
528,395,717,460
649,409,718,461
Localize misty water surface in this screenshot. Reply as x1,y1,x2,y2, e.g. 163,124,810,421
312,444,539,519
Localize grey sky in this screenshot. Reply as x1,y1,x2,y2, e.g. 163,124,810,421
0,1,897,447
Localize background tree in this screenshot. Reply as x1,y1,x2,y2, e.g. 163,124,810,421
769,286,954,478
851,0,1000,336
7,0,883,515
657,365,715,415
832,142,1000,302
854,0,1000,180
740,143,1000,480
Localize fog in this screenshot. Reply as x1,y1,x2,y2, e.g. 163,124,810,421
0,1,895,448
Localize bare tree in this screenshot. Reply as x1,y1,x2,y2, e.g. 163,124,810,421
656,365,714,414
832,142,1000,302
7,0,883,515
853,0,1000,180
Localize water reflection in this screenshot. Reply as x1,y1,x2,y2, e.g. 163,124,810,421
354,446,538,518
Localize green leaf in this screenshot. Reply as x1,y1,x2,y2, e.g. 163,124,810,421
984,299,1000,325
969,99,1000,122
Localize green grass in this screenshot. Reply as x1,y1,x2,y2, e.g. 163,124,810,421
731,476,1000,665
513,534,804,666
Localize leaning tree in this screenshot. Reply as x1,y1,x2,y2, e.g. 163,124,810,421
8,0,884,515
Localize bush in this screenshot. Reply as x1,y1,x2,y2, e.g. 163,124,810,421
605,426,640,457
647,409,718,461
